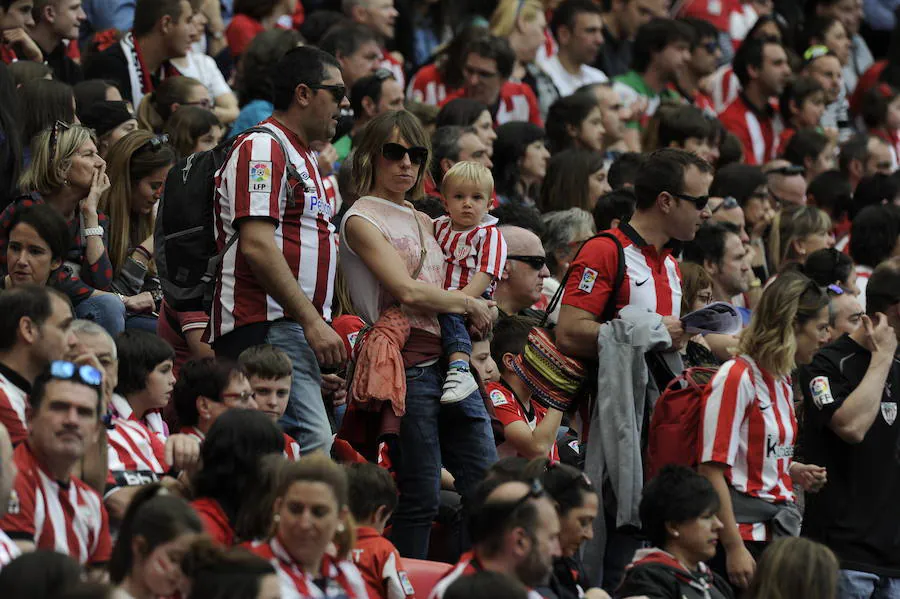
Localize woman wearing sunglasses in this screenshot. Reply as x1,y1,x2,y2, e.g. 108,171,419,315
699,272,830,590
340,110,497,559
99,130,177,333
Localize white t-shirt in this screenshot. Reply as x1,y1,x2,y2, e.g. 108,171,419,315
538,55,608,97
171,51,232,99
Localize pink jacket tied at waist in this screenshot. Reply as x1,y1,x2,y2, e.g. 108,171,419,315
350,306,411,417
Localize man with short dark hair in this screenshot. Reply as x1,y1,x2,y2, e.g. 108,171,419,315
596,0,666,78
83,0,195,104
840,134,893,191
441,35,542,127
210,46,349,455
333,69,404,161
657,104,717,164
0,286,76,447
682,222,750,302
673,17,721,115
319,22,382,92
431,480,561,599
27,0,85,84
341,0,402,86
802,48,851,143
0,359,111,564
558,148,713,359
426,125,492,197
613,18,692,143
539,0,607,97
718,37,791,165
798,256,900,597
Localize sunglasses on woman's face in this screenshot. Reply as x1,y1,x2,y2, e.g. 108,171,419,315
382,142,429,166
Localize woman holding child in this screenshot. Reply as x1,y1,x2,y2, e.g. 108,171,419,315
339,110,498,560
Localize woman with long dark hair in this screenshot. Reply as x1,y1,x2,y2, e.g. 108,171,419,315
493,121,549,206
0,62,22,208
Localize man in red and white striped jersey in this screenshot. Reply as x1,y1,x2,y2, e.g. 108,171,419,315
209,46,349,456
0,287,79,447
0,423,21,571
717,38,791,166
558,148,714,359
0,361,112,565
430,480,561,599
341,0,403,87
441,36,543,127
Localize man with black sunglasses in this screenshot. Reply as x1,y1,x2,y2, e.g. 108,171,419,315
0,360,111,566
494,226,551,319
672,17,721,116
210,46,350,456
798,258,900,596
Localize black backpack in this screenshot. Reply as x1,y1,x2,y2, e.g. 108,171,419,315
154,126,300,313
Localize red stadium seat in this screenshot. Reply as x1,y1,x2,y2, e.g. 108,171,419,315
404,558,453,598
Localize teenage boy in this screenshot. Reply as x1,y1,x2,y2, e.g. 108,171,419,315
486,316,562,461
238,344,301,461
346,462,415,599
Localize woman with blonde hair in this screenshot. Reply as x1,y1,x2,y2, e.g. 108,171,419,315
99,129,176,331
0,123,130,335
489,0,559,117
246,454,368,598
768,205,834,273
136,76,212,134
340,110,496,559
744,537,839,599
699,272,830,590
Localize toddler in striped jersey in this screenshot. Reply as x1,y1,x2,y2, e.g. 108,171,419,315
432,162,508,403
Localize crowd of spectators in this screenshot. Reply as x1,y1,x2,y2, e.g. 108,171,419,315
0,0,899,598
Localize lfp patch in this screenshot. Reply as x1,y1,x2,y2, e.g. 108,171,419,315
490,389,508,407
810,376,834,409
579,268,598,293
249,161,272,193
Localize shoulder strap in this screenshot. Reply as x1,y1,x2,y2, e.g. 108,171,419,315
541,231,626,327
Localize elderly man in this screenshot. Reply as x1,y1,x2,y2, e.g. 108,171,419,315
495,226,551,319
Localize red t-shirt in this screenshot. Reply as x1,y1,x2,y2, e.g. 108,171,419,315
441,82,543,127
407,63,455,106
226,14,265,58
486,382,559,461
718,93,782,166
191,497,235,546
351,526,415,599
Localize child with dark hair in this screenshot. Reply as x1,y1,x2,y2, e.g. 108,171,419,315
346,462,415,599
163,106,224,158
616,465,733,599
607,152,643,190
778,76,827,153
592,189,636,232
238,344,301,461
782,129,835,182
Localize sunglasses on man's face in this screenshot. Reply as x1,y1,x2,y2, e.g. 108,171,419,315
382,142,429,165
507,255,547,270
308,83,346,104
671,191,710,211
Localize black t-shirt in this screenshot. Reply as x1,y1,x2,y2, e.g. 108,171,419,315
83,44,133,102
797,334,900,576
44,42,83,86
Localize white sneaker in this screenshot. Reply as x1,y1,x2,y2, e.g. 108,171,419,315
440,368,478,404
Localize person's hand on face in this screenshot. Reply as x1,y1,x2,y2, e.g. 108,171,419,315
82,163,110,216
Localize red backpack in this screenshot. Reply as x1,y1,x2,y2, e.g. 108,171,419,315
645,367,719,480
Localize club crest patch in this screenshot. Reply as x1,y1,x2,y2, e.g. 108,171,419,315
249,161,272,193
490,389,508,407
579,268,598,293
453,244,471,261
882,402,897,426
810,376,834,409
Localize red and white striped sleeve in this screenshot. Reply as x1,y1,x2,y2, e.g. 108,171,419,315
476,226,507,280
700,359,755,466
0,467,35,541
229,134,288,223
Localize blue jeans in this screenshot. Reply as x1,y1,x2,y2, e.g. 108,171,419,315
126,314,158,332
840,570,900,598
438,313,472,357
75,293,126,337
389,363,497,559
264,320,332,454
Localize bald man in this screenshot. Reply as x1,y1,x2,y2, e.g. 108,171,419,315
495,226,551,318
0,423,21,569
431,480,562,599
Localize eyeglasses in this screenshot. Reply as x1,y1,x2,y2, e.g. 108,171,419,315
49,360,103,388
222,390,255,403
140,134,169,153
507,478,546,515
182,98,213,110
766,164,805,177
372,68,394,81
544,460,593,490
48,120,71,163
307,83,347,104
670,191,710,211
382,142,429,165
702,40,719,54
507,255,547,270
827,284,844,296
710,196,739,214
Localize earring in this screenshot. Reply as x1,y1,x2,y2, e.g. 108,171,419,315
63,179,69,186
273,514,281,523
337,522,345,533
672,531,680,538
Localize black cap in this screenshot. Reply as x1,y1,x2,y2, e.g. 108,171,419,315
78,101,135,137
